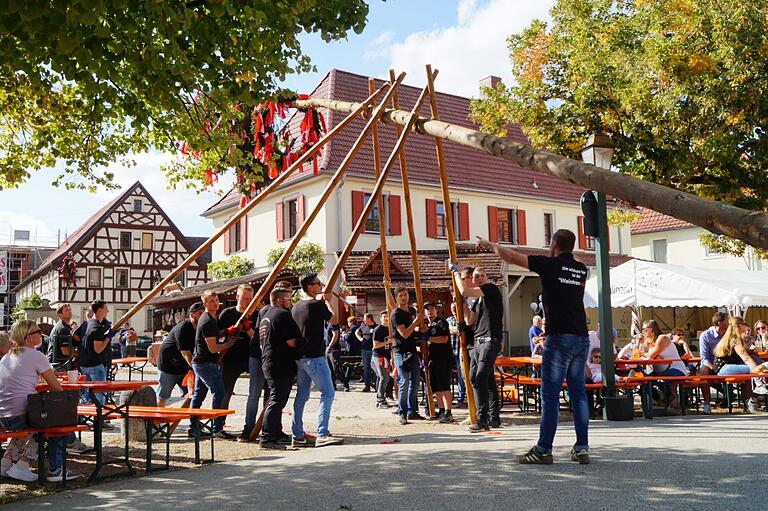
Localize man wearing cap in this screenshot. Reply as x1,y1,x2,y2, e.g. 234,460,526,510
424,301,454,423
156,303,204,407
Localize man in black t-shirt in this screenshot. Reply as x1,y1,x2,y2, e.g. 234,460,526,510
356,313,377,392
190,290,236,438
156,302,204,406
290,273,342,448
455,267,502,432
48,303,76,368
79,300,112,405
218,284,258,437
424,302,453,423
371,310,393,407
479,229,590,465
391,286,426,424
259,287,301,449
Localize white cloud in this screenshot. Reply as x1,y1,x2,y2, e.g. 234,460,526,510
364,30,396,62
0,211,60,247
385,0,556,97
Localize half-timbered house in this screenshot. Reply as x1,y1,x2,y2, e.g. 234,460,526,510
14,181,209,334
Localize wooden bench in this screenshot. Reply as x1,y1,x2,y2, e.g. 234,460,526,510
0,424,89,486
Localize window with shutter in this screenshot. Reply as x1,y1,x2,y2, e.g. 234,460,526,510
275,203,284,242
425,199,438,238
516,209,527,246
457,202,470,240
494,208,517,244
363,192,389,234
388,195,402,235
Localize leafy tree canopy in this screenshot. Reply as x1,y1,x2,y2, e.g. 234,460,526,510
267,241,325,276
0,0,370,191
11,292,42,322
207,255,254,281
471,0,768,212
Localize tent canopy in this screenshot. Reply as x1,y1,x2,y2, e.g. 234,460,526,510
583,259,768,308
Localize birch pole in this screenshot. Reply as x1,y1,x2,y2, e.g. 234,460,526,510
236,75,405,323
291,100,768,250
425,65,477,425
387,68,435,419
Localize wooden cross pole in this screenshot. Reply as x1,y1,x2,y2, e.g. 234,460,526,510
112,86,385,331
367,78,396,376
235,75,405,325
425,64,477,425
387,68,436,419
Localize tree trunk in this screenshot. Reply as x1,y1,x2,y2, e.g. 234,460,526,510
294,98,768,250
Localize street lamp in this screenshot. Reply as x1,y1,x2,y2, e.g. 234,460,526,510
580,132,627,419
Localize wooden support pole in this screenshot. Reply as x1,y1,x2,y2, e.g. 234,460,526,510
112,84,388,331
425,64,477,425
387,69,435,419
237,75,406,323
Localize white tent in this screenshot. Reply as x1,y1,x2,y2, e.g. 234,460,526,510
583,259,768,311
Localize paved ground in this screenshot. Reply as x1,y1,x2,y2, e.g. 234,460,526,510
8,410,768,511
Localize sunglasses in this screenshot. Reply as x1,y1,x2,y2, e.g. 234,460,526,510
757,326,767,331
28,330,42,336
593,356,601,360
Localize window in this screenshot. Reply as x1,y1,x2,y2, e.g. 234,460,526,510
652,239,668,263
173,271,186,287
116,268,129,288
285,198,298,239
229,221,242,252
133,199,142,212
142,233,153,251
704,245,723,258
434,201,459,238
115,308,128,323
543,212,554,247
81,307,90,323
119,232,132,250
585,235,595,251
145,308,153,332
88,267,102,287
496,208,518,244
363,192,389,234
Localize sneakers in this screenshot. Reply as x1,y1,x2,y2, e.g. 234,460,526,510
214,430,236,440
376,401,392,409
47,467,82,482
259,441,285,450
187,429,212,438
1,457,12,477
490,419,502,429
438,411,454,423
407,412,426,421
753,384,768,396
361,387,371,393
468,423,490,433
459,417,472,426
516,446,553,465
570,448,590,465
66,440,90,454
7,461,37,482
101,420,116,431
275,433,292,445
702,403,712,415
399,415,408,425
746,399,759,414
292,436,313,448
237,429,253,443
315,434,344,447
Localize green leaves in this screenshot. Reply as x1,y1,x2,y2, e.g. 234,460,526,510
208,255,255,281
267,242,325,275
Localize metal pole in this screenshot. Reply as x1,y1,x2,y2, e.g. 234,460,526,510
595,191,616,402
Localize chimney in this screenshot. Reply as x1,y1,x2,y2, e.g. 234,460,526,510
479,75,502,95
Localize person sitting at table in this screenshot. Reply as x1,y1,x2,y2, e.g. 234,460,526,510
642,320,687,407
0,331,11,360
713,317,762,412
0,320,88,482
670,327,697,375
750,320,768,351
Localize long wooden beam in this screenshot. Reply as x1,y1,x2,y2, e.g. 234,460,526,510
425,65,477,425
292,99,768,250
237,75,405,323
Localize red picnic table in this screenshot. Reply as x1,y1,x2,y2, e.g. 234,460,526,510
110,356,151,381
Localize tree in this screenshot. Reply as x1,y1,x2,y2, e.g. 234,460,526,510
470,0,768,253
11,292,42,322
267,242,325,276
0,1,370,191
207,255,254,281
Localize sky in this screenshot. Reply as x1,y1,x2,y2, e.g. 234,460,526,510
0,0,555,246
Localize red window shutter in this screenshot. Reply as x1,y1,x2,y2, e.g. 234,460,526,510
425,199,438,238
516,209,527,246
458,202,470,240
223,226,231,255
297,194,305,227
577,215,587,250
240,215,248,251
276,203,284,242
388,195,402,235
487,206,498,243
351,191,365,231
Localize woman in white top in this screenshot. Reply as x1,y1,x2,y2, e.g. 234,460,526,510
0,320,84,482
642,320,687,406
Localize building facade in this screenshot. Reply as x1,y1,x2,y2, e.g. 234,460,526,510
0,246,54,329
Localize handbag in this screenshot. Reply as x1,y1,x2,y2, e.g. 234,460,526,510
27,390,79,428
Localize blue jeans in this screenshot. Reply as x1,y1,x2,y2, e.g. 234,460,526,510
156,371,186,401
191,363,226,432
292,357,335,438
245,356,266,432
393,352,421,416
0,415,74,471
537,334,590,455
80,364,107,405
718,364,750,376
361,349,373,387
453,354,466,402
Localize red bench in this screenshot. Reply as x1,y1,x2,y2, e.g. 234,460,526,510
0,424,89,485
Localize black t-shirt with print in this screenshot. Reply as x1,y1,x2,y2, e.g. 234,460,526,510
249,306,270,358
372,324,391,358
472,283,503,339
193,312,220,364
427,316,452,361
80,318,109,368
391,306,418,354
325,323,341,351
48,320,73,362
158,319,196,375
260,306,301,379
217,306,256,371
528,252,588,336
358,323,377,351
291,299,333,359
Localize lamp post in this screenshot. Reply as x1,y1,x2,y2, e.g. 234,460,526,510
580,133,618,407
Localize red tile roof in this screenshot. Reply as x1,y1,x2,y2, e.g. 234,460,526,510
630,207,694,235
202,68,589,216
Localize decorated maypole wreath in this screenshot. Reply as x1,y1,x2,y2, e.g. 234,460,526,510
57,251,78,289
178,93,326,208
